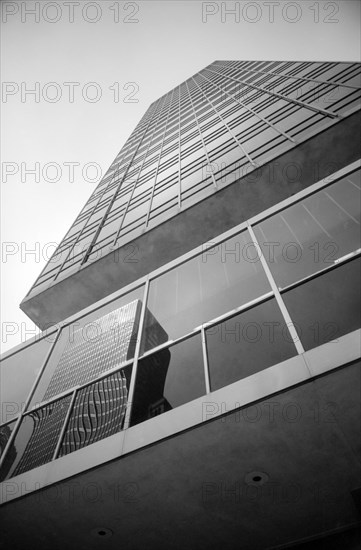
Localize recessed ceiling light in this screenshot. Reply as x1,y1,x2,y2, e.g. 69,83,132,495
90,527,113,539
244,471,269,486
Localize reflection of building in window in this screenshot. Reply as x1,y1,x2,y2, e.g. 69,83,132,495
59,370,129,456
44,300,143,400
12,301,170,466
13,398,71,477
0,424,17,481
131,347,172,426
148,398,172,418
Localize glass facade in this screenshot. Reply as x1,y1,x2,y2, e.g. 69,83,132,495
1,164,360,481
25,60,361,298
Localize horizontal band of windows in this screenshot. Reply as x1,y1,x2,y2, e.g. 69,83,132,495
330,91,361,114
32,271,58,289
128,193,152,212
92,230,118,249
50,238,78,256
149,196,179,218
34,264,61,286
103,207,126,226
115,217,146,241
287,113,327,140
154,174,179,196
181,177,214,201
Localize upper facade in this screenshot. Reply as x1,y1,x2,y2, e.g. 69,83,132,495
20,60,361,328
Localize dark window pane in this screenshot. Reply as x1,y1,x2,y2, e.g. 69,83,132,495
283,257,361,351
131,334,206,426
142,230,270,352
207,298,297,392
59,365,132,456
0,337,53,424
29,287,143,408
253,169,361,289
0,396,72,481
0,421,17,480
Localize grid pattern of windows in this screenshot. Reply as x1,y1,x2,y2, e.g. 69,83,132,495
43,300,141,400
1,164,359,480
27,60,361,296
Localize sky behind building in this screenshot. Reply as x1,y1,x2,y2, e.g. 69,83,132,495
1,0,361,352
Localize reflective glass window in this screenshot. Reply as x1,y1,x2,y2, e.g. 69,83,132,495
253,170,361,289
1,337,53,424
206,298,297,391
142,230,271,353
0,421,17,480
29,287,144,408
59,365,132,456
0,395,72,480
131,334,205,426
283,257,361,351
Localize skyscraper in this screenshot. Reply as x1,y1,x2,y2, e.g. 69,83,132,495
1,61,360,550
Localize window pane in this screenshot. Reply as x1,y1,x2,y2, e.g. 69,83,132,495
142,230,271,352
206,298,297,392
130,334,206,426
29,287,144,408
1,337,53,424
253,169,361,289
283,257,361,351
0,421,17,480
59,365,132,456
0,396,72,481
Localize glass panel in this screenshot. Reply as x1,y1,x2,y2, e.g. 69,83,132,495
283,258,361,351
59,365,132,456
253,170,361,289
206,298,297,392
0,396,72,481
29,287,144,408
142,230,271,353
0,421,17,480
1,337,53,424
131,334,206,426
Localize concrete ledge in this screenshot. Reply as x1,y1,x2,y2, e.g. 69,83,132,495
1,328,359,505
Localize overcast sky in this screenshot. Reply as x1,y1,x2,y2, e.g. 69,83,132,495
1,0,360,353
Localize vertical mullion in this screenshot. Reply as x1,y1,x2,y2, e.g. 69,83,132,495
201,326,211,394
0,327,62,470
122,279,150,430
52,388,78,460
247,222,305,355
185,80,217,188
178,84,182,208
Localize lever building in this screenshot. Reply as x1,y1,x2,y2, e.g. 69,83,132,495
1,61,361,549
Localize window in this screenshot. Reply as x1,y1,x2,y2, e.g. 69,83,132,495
142,230,271,353
59,365,132,456
0,337,53,424
28,286,144,408
0,396,72,481
206,298,297,391
253,169,361,289
131,334,205,426
283,257,361,351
